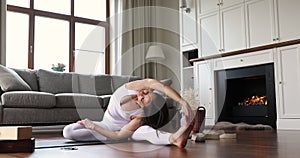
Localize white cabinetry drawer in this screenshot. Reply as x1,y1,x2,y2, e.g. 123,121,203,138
214,49,274,70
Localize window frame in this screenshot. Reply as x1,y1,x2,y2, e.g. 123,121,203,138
7,0,110,73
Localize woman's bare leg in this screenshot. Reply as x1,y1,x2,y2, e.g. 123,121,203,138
169,123,194,148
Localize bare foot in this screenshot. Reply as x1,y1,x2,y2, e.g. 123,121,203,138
169,123,194,148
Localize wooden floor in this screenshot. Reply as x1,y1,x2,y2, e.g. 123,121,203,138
1,130,300,158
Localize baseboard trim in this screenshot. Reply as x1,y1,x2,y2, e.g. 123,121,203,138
32,125,65,134
277,119,300,130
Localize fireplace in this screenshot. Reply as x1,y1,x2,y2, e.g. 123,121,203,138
215,63,277,128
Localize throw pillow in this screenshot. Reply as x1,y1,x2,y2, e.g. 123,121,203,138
0,64,32,92
13,68,39,91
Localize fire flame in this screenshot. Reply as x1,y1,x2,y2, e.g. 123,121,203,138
238,95,267,106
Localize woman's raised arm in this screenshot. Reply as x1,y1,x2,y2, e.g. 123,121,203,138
126,79,193,124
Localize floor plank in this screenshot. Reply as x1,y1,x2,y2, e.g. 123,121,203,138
1,130,299,158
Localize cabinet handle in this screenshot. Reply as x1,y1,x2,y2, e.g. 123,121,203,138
279,81,282,84
240,59,244,62
209,88,212,90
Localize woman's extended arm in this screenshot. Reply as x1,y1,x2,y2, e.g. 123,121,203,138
126,79,193,124
78,118,143,140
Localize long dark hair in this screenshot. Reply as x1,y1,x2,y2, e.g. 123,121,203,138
142,92,169,130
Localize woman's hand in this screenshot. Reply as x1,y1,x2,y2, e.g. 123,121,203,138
77,118,95,130
179,99,194,126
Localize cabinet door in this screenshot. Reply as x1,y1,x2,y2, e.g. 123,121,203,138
182,67,194,90
222,0,244,8
180,0,198,51
221,3,246,52
276,0,300,42
199,0,220,14
194,61,214,120
246,0,275,48
199,12,221,57
276,44,300,118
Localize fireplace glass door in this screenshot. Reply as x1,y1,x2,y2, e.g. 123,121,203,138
215,63,277,128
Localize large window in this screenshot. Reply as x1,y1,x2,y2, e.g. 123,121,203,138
6,12,29,68
6,0,109,74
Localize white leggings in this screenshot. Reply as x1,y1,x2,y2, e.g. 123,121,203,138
63,121,171,145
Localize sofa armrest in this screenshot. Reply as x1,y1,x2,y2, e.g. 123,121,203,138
98,95,111,110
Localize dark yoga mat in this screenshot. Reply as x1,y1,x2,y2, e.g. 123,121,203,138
35,138,129,149
35,138,106,149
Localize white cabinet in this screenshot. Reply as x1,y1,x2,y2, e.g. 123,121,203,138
275,0,300,42
179,0,198,92
275,44,300,129
182,67,194,89
180,0,198,51
198,12,220,57
199,0,243,14
214,49,274,70
194,60,215,125
275,44,300,118
221,3,246,52
199,0,219,14
245,0,276,48
199,1,245,56
181,49,199,90
196,0,300,58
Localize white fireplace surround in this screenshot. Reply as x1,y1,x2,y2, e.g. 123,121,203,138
194,46,300,130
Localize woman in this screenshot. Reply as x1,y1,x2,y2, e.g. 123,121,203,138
63,79,194,148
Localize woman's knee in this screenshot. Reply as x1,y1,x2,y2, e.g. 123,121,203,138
63,123,78,139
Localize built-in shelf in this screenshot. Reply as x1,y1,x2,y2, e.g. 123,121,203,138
190,39,300,62
183,66,194,70
183,49,198,67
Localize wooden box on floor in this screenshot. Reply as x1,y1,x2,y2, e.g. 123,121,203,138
0,126,34,153
0,138,35,153
0,126,32,140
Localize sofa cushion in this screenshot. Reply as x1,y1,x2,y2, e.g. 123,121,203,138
0,65,32,92
78,74,113,96
1,91,56,108
98,94,111,109
1,108,104,125
37,69,76,94
55,93,103,108
13,68,39,91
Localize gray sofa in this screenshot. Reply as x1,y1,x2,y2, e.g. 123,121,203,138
0,65,180,131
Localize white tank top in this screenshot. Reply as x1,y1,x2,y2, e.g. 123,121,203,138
103,84,143,129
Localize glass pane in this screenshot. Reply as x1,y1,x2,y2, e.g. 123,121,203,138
6,12,29,69
75,23,105,74
75,0,106,21
34,16,69,71
74,50,105,75
7,0,30,8
75,23,105,52
34,0,70,15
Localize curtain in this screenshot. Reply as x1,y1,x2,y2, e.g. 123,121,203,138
0,0,6,65
118,0,156,77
